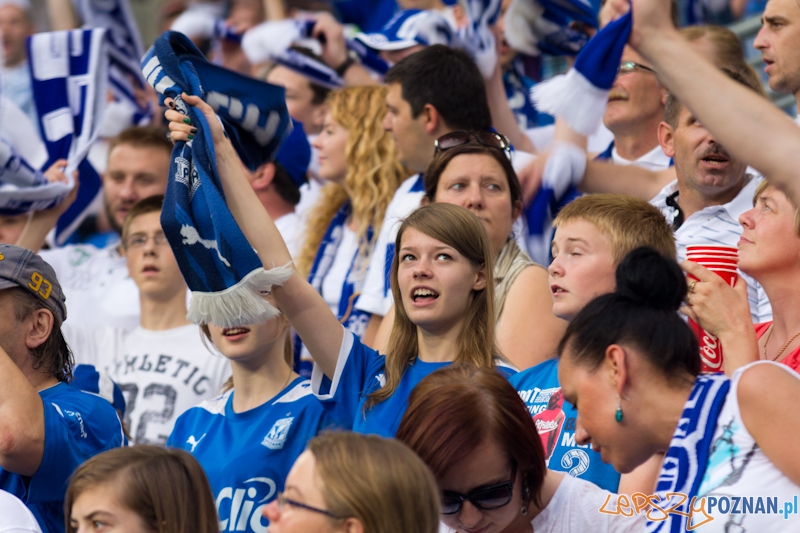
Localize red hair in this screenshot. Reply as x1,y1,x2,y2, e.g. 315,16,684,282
395,365,546,506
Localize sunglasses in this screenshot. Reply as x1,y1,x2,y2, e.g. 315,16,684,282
617,61,656,76
441,479,515,515
434,131,512,155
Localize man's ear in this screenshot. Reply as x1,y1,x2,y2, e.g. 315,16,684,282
420,195,431,206
251,163,277,191
25,308,54,351
421,104,441,136
658,121,675,158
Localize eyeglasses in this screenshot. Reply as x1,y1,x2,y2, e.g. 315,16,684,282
434,131,512,155
124,232,170,250
617,61,656,76
441,478,515,515
276,492,342,519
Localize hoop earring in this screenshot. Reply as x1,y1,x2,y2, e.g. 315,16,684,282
521,481,530,516
615,396,623,423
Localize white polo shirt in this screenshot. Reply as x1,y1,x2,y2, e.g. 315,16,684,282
650,175,771,324
611,144,672,171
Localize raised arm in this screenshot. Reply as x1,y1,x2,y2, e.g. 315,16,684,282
629,0,800,205
15,160,75,253
165,95,343,377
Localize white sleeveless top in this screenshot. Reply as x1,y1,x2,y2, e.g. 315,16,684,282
696,361,800,532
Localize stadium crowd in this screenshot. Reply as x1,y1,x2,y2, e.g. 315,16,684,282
1,0,799,530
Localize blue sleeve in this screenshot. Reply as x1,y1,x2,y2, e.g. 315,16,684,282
310,328,384,429
27,394,124,504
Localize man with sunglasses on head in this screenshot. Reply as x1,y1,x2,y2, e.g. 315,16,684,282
356,45,536,348
61,196,230,445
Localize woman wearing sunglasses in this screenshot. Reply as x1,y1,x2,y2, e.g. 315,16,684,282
166,95,514,438
264,432,439,533
375,132,566,369
396,365,639,533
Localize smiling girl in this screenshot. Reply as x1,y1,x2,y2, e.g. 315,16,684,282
165,95,514,437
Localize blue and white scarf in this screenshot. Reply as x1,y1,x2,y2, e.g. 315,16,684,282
458,0,503,77
141,31,293,328
531,12,631,135
27,29,107,244
76,0,152,126
0,136,72,215
504,0,599,57
295,202,372,375
647,374,730,533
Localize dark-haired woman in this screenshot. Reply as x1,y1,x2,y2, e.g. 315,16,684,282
376,136,567,369
396,365,640,533
558,247,800,532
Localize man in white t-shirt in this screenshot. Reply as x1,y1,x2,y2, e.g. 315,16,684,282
19,126,171,330
596,46,671,170
64,196,230,445
246,120,311,258
649,71,771,323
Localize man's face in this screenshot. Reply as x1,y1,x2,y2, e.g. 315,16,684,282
660,107,749,200
102,144,170,234
266,66,326,135
603,47,664,133
0,213,29,244
755,0,800,97
0,5,32,68
123,211,186,299
382,82,435,172
0,290,29,366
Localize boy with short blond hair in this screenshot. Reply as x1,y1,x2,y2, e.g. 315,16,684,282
511,193,676,493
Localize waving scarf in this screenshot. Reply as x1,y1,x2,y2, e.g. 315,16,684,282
647,373,730,532
141,31,293,328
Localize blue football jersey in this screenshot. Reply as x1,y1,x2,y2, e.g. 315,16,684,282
509,359,621,492
311,329,517,437
167,378,332,533
0,382,125,533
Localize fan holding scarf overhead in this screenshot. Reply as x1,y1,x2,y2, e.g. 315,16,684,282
141,31,294,328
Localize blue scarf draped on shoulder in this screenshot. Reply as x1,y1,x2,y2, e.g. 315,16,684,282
141,31,294,328
647,373,730,532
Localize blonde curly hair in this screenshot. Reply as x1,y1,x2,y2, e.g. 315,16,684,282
296,86,410,278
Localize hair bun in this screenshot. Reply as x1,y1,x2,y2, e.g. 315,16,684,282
615,247,686,312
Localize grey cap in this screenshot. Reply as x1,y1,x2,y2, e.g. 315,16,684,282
0,244,66,322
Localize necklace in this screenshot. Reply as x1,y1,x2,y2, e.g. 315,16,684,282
761,324,800,361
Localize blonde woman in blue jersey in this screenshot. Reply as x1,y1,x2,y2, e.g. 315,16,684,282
165,95,515,438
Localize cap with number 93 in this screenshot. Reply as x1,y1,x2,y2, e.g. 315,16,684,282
0,244,66,322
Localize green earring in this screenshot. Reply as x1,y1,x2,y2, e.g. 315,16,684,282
615,397,623,423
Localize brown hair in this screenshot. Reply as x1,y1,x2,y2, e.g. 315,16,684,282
296,86,410,278
121,195,165,246
65,446,218,533
8,287,73,382
396,364,546,508
754,180,800,235
423,142,523,209
554,194,676,264
307,432,440,533
367,203,497,408
108,126,173,157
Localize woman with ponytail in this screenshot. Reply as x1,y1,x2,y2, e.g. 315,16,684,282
558,247,800,532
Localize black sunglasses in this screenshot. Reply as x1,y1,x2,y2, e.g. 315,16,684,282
434,131,512,155
441,478,515,515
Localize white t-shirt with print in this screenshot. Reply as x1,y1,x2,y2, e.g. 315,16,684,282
64,324,231,445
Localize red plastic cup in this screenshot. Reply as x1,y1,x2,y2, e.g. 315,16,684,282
686,247,739,372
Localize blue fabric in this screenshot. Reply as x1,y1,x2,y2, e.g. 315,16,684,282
274,119,310,188
596,141,615,161
510,359,620,492
141,31,291,321
0,383,125,533
294,202,372,376
167,378,332,533
27,30,106,244
332,0,398,33
75,0,153,125
70,363,127,417
504,68,553,128
314,332,516,437
573,12,632,91
354,9,456,51
646,374,731,533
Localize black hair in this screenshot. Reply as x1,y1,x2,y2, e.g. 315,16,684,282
271,162,302,206
384,45,492,131
558,247,700,380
